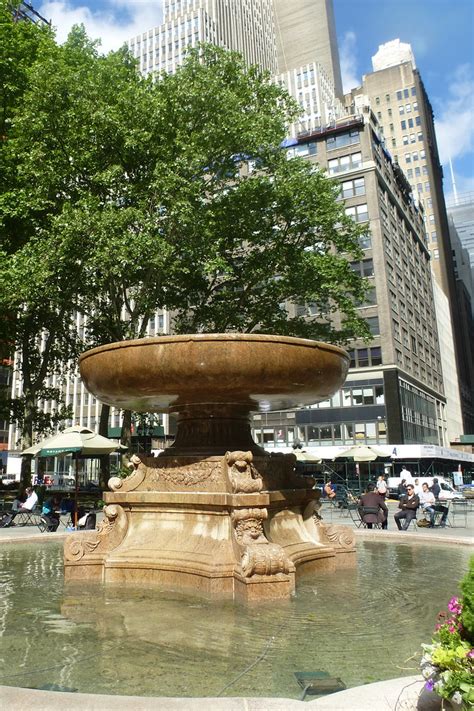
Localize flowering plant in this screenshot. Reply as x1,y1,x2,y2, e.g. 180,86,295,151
420,596,474,708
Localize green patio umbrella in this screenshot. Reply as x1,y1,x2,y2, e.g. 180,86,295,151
23,426,125,527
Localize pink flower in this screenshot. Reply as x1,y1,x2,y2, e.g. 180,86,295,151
447,597,462,615
468,649,474,659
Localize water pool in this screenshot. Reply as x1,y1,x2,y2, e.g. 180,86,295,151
0,541,470,699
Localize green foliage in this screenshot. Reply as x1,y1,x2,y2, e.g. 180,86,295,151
2,23,373,467
7,37,370,347
420,567,474,707
460,556,474,644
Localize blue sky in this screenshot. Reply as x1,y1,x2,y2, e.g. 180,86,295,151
37,0,473,200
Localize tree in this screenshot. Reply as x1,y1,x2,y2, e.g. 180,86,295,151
3,31,371,486
22,39,369,344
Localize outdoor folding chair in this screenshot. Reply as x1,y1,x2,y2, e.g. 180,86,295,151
348,502,363,528
359,506,383,529
12,507,43,528
449,500,467,528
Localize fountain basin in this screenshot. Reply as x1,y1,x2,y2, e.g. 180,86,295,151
70,334,352,600
79,334,349,413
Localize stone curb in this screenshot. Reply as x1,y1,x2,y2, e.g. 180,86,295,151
354,529,472,545
0,676,424,711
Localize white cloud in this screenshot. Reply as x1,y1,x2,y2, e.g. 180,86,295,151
339,31,360,94
38,0,164,53
435,64,474,166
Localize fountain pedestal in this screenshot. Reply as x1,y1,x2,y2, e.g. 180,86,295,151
64,335,356,600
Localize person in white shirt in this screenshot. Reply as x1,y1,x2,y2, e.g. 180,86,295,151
413,478,422,496
0,488,38,528
20,488,38,511
400,466,413,483
419,482,436,527
376,474,388,498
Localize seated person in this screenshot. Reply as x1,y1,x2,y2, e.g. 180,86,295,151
394,483,419,530
41,496,60,532
11,491,27,511
324,480,336,500
358,483,388,529
77,507,97,530
0,487,38,528
430,478,449,526
419,482,436,527
60,494,75,515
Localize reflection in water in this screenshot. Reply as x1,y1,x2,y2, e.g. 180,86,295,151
0,542,469,698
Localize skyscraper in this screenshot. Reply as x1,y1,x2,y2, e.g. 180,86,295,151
346,40,473,434
273,0,343,98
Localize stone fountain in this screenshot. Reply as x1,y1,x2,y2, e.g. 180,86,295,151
64,334,356,601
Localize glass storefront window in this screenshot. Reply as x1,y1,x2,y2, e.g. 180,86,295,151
366,422,377,440
342,390,352,407
363,387,374,405
352,388,363,405
355,423,365,439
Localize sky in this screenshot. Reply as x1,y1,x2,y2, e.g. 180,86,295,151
36,0,474,202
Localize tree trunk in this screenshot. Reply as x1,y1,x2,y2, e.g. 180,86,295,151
120,409,132,467
20,395,35,489
98,403,110,491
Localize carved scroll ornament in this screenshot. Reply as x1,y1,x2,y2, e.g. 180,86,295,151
64,504,128,563
225,450,262,493
231,507,291,578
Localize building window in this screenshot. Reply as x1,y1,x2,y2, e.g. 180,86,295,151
327,151,362,175
287,141,317,158
366,316,380,335
350,258,374,277
326,129,360,150
397,90,403,100
345,203,368,223
401,120,407,130
386,93,391,102
341,177,365,198
399,105,405,115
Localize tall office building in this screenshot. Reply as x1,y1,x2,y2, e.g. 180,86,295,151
272,0,343,98
129,0,344,99
130,0,277,77
447,192,474,270
345,40,473,435
252,111,449,449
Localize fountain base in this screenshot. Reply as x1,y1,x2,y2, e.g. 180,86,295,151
64,452,355,601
